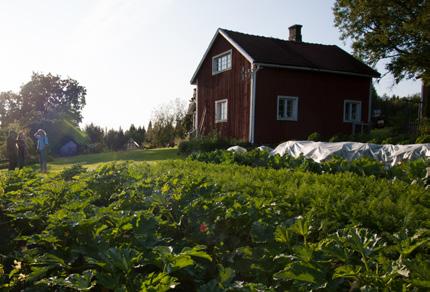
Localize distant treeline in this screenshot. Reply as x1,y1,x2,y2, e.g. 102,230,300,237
84,123,145,152
85,98,193,152
0,72,194,158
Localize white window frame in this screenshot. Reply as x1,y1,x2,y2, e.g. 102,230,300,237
343,100,362,123
212,50,232,75
215,99,228,123
277,96,299,121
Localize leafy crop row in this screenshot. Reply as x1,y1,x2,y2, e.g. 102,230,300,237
188,149,430,185
0,161,429,290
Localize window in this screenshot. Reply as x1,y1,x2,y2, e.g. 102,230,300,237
215,99,228,122
212,50,232,74
344,100,362,122
277,96,298,121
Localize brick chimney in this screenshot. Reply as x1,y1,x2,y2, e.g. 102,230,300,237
288,24,302,42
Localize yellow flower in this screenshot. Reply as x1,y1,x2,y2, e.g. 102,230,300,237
13,260,22,271
18,273,27,281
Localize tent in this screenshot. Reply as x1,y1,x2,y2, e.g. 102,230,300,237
59,140,79,156
126,138,140,150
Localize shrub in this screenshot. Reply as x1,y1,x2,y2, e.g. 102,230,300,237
328,135,340,142
328,128,417,145
307,132,321,141
382,137,394,144
416,135,430,144
178,136,249,155
85,142,105,154
58,163,86,181
418,118,430,135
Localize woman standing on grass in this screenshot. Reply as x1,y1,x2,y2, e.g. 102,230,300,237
6,130,18,170
17,131,27,169
34,129,48,173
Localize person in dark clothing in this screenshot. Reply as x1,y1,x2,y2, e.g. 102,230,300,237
17,131,27,169
6,131,18,170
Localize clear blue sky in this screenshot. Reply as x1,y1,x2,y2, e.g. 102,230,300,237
0,0,420,129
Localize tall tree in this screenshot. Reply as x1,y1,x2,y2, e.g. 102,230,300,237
333,0,430,82
147,98,187,147
116,128,127,150
151,120,175,147
333,0,429,82
0,91,22,127
85,123,105,144
125,124,137,143
125,124,146,145
20,72,87,125
145,121,153,145
104,129,117,150
135,125,146,145
333,0,430,116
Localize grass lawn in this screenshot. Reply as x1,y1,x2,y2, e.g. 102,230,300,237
49,148,180,171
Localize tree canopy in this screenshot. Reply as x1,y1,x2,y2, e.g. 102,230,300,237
20,73,87,125
0,91,22,126
85,123,105,144
145,98,188,147
333,0,430,84
0,72,86,127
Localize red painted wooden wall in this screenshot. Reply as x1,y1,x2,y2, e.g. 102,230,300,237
194,35,372,144
254,67,371,144
195,35,251,141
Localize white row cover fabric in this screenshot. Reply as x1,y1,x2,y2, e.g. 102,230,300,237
257,146,273,152
227,146,247,153
271,141,430,166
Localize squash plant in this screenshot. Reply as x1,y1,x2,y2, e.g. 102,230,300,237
0,160,429,290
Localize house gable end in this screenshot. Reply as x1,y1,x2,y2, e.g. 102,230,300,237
194,32,252,142
190,29,254,85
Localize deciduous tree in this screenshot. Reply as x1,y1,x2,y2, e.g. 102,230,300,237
147,98,187,147
0,91,22,127
333,0,430,117
85,123,105,144
20,72,87,125
333,0,429,82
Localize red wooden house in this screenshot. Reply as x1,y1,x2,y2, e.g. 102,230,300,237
190,25,380,144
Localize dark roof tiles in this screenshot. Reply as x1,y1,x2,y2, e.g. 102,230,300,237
221,29,380,77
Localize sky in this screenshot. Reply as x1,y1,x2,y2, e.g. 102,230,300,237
0,0,421,130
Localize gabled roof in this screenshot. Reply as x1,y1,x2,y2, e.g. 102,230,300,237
190,28,380,84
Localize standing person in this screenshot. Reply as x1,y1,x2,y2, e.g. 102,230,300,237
17,131,27,169
34,129,48,173
6,130,18,170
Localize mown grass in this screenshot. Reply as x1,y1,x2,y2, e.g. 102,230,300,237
48,148,180,171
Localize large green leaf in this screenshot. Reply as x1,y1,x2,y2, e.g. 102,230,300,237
333,265,361,279
274,225,290,244
37,270,96,291
140,272,179,292
181,245,212,262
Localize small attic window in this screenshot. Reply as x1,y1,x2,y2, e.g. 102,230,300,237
212,50,232,75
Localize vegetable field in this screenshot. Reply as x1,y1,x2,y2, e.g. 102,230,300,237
188,149,430,185
1,160,429,291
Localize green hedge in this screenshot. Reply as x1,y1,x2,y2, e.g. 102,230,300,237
178,136,250,156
